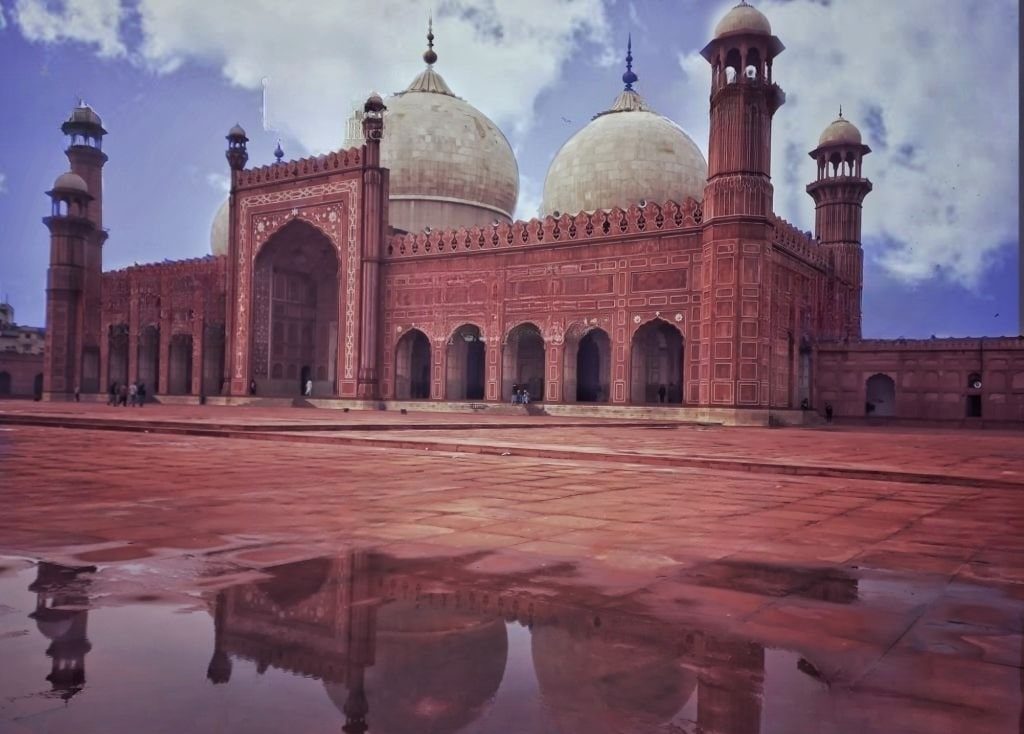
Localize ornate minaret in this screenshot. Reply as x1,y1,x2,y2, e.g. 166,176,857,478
700,0,785,221
357,91,388,399
223,124,248,395
45,103,108,396
29,563,95,702
696,2,785,409
43,170,95,398
807,111,872,340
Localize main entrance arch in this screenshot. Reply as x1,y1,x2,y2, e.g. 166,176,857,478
503,323,545,402
630,320,683,404
395,329,431,399
446,324,485,400
563,327,611,403
251,220,340,396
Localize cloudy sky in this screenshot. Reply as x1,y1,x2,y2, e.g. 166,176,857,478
0,0,1018,337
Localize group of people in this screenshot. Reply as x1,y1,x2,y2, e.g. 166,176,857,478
510,385,532,404
108,381,147,407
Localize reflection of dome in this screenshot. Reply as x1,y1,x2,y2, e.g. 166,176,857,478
818,116,862,147
32,607,78,640
542,85,706,216
714,1,772,39
52,172,89,194
531,624,696,733
325,600,507,734
211,199,229,256
346,29,519,233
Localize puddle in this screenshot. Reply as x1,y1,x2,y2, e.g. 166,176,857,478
0,553,1019,733
680,559,860,603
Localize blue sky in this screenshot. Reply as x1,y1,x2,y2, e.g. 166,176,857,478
0,0,1018,338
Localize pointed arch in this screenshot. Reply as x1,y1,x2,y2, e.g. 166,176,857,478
563,326,611,403
502,322,545,402
630,318,684,405
446,323,486,400
395,329,432,400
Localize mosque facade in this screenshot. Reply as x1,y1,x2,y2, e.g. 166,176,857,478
38,2,1024,424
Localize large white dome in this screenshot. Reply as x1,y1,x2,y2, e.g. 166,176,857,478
211,198,229,256
542,87,707,217
346,33,519,234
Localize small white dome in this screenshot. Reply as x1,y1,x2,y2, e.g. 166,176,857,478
542,90,707,216
818,116,863,147
211,198,229,256
714,2,772,39
52,171,89,194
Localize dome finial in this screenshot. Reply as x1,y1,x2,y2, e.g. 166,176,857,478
838,104,843,118
423,14,438,66
622,33,638,91
274,140,284,162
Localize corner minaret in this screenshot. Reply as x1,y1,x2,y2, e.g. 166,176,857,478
694,2,786,410
357,92,388,399
807,111,872,339
700,1,785,220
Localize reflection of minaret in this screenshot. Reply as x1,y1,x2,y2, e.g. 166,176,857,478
697,638,765,734
28,563,96,702
342,551,373,734
206,593,233,684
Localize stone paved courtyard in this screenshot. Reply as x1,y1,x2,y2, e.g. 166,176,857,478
0,403,1022,732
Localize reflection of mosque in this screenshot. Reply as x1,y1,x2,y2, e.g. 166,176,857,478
203,551,821,733
28,562,96,702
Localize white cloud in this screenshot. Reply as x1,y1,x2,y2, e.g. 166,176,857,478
675,0,1019,288
205,171,229,194
13,0,125,57
134,0,611,155
515,172,543,221
0,172,7,194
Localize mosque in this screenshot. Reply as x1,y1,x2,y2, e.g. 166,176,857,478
38,1,1024,424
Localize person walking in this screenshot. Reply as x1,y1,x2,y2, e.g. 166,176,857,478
137,383,146,407
825,402,834,424
304,379,312,397
128,382,138,407
119,382,128,407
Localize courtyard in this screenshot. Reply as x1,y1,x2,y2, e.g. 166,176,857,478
0,403,1021,732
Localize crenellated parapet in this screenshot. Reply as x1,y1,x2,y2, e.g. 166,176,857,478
769,214,827,270
235,147,363,189
385,198,703,259
818,336,1024,351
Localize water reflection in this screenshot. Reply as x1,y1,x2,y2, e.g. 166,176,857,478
27,562,96,701
206,551,775,733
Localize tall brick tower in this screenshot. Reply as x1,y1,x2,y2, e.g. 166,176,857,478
43,104,108,398
42,167,97,399
806,112,872,340
357,92,388,400
697,2,785,409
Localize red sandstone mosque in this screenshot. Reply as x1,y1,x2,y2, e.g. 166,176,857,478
38,2,1024,424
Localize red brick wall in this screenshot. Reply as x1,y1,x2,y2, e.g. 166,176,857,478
0,352,44,397
816,339,1024,423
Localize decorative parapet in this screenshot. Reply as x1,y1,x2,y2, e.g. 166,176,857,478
385,198,704,259
769,214,828,270
818,336,1024,351
103,254,226,277
235,147,363,189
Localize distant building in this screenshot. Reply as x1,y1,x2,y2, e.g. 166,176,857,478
38,2,1024,424
0,302,44,397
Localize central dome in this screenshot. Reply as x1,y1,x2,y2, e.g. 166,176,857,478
541,42,707,216
346,26,519,234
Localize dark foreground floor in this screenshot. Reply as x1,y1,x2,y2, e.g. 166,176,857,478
0,404,1022,732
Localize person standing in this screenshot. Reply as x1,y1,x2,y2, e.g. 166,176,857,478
657,385,666,404
119,382,128,407
128,382,138,407
137,383,146,407
249,379,257,396
109,382,118,406
825,402,834,424
304,379,312,397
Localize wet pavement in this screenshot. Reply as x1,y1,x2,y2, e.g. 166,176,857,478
0,405,1022,732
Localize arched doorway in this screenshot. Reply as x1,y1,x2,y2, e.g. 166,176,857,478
33,374,43,400
865,373,896,417
108,324,129,389
81,346,99,394
395,329,431,399
630,320,683,404
137,324,160,394
503,323,545,402
252,220,340,396
446,324,486,400
168,334,193,395
202,324,225,395
563,328,610,403
0,371,10,395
